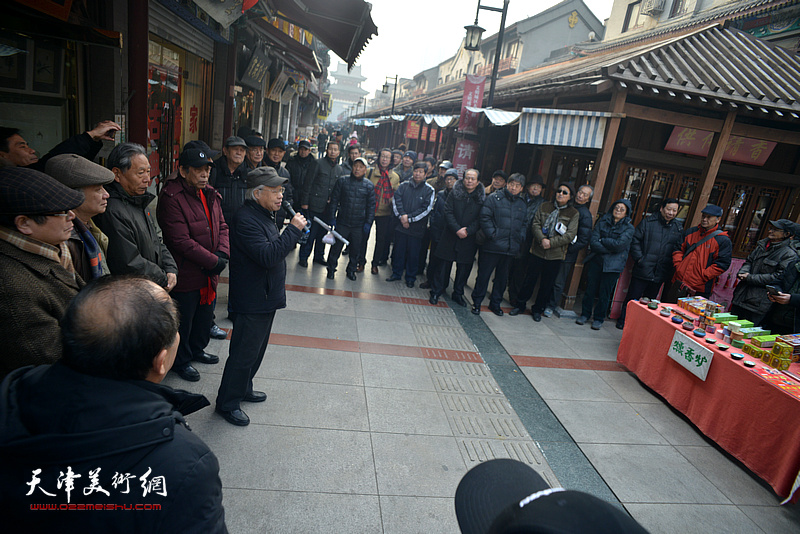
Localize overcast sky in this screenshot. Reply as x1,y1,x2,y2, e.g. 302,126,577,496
349,0,615,98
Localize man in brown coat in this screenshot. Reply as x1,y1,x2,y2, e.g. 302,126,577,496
0,166,85,377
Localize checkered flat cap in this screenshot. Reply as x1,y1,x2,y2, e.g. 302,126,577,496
0,166,85,215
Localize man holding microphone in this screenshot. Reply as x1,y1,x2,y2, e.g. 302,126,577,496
216,166,307,426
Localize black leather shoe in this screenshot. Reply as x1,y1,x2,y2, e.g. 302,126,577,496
371,265,379,275
385,276,400,282
243,391,267,403
616,320,625,330
471,305,481,315
298,258,308,268
173,364,200,382
419,281,431,289
216,408,249,426
429,293,439,305
193,352,219,365
532,312,542,322
406,280,414,288
209,324,227,339
488,305,504,317
509,307,524,316
313,257,327,266
327,270,335,280
452,294,467,307
346,272,357,281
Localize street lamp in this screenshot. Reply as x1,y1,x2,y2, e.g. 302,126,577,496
464,0,509,108
382,75,398,115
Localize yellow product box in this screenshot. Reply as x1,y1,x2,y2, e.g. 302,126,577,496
777,358,791,371
751,334,777,347
769,354,785,368
742,344,753,355
762,350,774,363
772,342,792,357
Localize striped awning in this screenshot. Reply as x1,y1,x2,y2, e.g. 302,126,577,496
518,108,616,149
405,114,458,128
465,107,521,126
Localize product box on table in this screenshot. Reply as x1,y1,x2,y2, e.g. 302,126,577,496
752,334,778,348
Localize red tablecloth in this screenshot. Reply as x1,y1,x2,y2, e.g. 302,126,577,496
617,301,800,501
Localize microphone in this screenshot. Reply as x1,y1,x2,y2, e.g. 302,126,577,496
282,201,311,234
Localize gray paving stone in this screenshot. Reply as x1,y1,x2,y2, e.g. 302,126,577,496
361,353,436,391
224,488,382,534
498,333,581,358
273,309,359,341
371,433,466,497
354,298,411,321
630,403,710,447
416,335,478,351
255,346,364,386
246,377,368,431
403,303,455,316
379,496,457,534
625,503,762,534
677,445,782,506
408,314,462,327
205,425,377,494
447,413,529,440
366,387,452,435
580,443,731,504
739,504,800,534
283,291,356,317
519,368,625,402
357,316,416,345
549,400,670,445
412,323,472,341
426,360,492,379
596,370,663,404
439,392,514,417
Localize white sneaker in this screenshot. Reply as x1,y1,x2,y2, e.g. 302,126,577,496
543,307,553,318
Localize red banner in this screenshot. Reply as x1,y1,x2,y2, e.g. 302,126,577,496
458,75,486,135
452,139,479,177
665,127,776,166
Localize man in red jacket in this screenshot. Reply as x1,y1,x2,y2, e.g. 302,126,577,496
157,149,230,382
670,204,732,300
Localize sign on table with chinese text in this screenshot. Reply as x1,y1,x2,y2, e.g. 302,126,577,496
458,75,486,135
667,330,714,381
665,127,776,166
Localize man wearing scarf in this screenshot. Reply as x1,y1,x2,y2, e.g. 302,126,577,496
157,149,230,382
46,154,114,281
0,167,85,378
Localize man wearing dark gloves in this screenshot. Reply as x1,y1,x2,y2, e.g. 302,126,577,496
216,167,307,426
157,148,229,382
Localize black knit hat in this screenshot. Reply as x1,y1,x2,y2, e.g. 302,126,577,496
0,166,84,216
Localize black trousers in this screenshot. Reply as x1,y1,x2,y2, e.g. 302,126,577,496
298,207,330,261
515,255,562,313
471,250,511,308
172,290,214,368
547,260,576,310
580,259,621,323
327,224,364,274
507,251,532,306
430,257,454,297
391,230,422,283
216,311,276,411
371,215,393,266
618,276,664,324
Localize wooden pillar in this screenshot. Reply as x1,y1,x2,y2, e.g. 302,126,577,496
540,146,554,186
503,124,518,172
687,111,737,227
560,88,627,311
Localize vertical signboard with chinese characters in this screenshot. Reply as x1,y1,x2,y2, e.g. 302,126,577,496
667,331,714,381
458,75,486,135
452,139,480,178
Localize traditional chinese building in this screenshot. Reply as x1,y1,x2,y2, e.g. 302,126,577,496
328,63,369,121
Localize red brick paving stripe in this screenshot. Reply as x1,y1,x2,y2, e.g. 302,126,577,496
511,354,628,372
216,329,482,362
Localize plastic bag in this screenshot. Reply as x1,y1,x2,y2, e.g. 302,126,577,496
322,232,336,245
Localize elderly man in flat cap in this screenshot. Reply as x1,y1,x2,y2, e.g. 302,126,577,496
0,167,85,377
46,154,114,281
216,166,306,426
211,135,248,224
158,148,230,382
243,135,266,173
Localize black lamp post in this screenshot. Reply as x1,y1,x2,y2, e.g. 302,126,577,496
464,0,509,108
382,75,398,115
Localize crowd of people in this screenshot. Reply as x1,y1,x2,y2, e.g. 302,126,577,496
2,123,800,530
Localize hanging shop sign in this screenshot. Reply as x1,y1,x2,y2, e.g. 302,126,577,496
241,49,271,89
665,127,777,166
458,75,486,135
452,138,480,178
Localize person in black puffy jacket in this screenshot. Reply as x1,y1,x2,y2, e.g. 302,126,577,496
577,199,634,330
326,158,375,280
470,173,527,316
617,198,682,329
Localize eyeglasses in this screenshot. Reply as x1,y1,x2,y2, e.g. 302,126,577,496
267,187,286,194
556,189,570,195
43,210,71,217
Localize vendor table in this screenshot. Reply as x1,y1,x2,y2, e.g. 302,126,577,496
617,301,800,502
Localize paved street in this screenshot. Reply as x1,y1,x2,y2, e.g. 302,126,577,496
163,241,800,533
